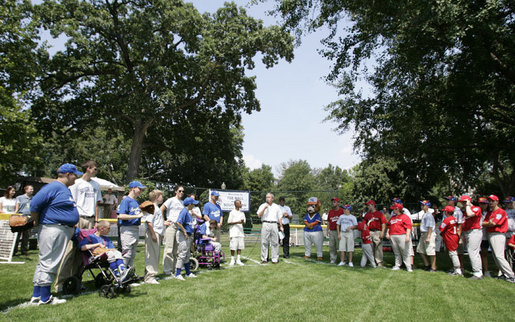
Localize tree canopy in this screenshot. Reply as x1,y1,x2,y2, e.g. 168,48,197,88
268,0,515,195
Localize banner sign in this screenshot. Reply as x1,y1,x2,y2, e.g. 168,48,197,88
210,189,250,212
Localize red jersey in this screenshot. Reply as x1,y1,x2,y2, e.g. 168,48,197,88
462,205,482,231
439,216,459,251
327,208,344,230
484,208,508,233
363,210,386,231
387,214,412,235
357,221,372,244
508,235,515,248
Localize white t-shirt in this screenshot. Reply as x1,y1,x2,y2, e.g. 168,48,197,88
103,193,118,205
162,197,184,222
0,197,16,213
279,205,293,225
142,203,165,236
69,178,102,217
228,209,246,237
257,203,282,223
454,207,464,224
192,206,202,221
420,211,436,232
412,208,434,221
506,208,515,232
337,214,357,232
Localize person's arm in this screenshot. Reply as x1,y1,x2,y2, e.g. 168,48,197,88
117,213,143,220
405,229,411,243
426,226,433,242
257,204,268,218
147,221,158,242
81,242,103,251
337,224,341,239
380,223,386,239
31,211,40,226
0,200,4,213
14,200,19,214
175,222,187,236
218,215,223,229
385,228,390,240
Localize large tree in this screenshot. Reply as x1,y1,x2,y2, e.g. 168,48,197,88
269,0,515,195
32,0,294,182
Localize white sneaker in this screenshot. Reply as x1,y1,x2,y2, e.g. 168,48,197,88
29,297,40,305
330,260,336,264
186,273,197,278
229,260,235,267
236,260,245,266
175,275,185,281
39,296,66,306
145,279,160,285
484,271,492,278
348,262,354,267
407,268,413,272
337,262,345,266
392,266,401,271
163,275,175,280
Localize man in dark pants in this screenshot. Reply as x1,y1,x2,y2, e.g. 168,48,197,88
278,197,293,258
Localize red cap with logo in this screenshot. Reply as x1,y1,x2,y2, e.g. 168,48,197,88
487,195,499,201
390,203,403,210
443,205,455,213
365,200,376,206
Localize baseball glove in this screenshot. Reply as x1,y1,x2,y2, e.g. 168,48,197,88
9,215,34,233
139,200,155,214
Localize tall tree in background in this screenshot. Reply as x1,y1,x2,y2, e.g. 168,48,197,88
276,160,316,214
242,164,275,214
31,0,294,182
0,0,44,185
269,0,515,195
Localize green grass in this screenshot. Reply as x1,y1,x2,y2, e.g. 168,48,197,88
1,235,514,321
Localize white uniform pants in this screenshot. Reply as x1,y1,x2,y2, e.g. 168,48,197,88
304,231,324,258
489,232,514,278
361,243,376,268
176,232,191,269
33,224,74,287
390,234,411,269
465,229,483,276
145,230,163,282
261,222,279,262
120,225,139,267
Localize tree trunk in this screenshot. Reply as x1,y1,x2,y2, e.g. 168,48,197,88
126,118,152,182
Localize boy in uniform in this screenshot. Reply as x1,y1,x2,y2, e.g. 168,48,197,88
337,205,357,267
440,206,462,276
357,218,376,268
228,200,246,266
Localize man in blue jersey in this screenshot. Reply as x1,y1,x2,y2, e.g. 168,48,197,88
203,191,223,245
30,163,82,305
117,181,145,268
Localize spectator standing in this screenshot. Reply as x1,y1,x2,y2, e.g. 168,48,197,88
363,200,387,267
69,161,102,229
503,196,515,239
417,200,437,272
278,197,293,259
30,163,81,305
228,200,246,266
0,186,16,213
257,193,283,264
103,188,118,218
161,186,184,276
13,185,34,255
143,190,164,285
444,196,465,269
326,198,344,264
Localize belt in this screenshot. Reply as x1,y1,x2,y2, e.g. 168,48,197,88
57,223,75,228
263,221,277,224
370,229,380,231
80,215,94,218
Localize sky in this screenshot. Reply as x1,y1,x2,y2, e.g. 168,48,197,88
189,1,362,176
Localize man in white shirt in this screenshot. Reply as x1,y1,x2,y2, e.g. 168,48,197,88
278,197,293,259
160,185,184,276
69,161,102,229
257,193,284,264
416,200,437,272
228,200,246,266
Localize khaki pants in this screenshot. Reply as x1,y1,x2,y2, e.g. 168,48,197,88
162,224,178,275
145,231,162,282
328,230,339,262
261,222,279,262
370,230,384,265
390,234,411,269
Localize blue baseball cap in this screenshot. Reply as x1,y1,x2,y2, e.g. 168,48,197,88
443,196,457,202
419,200,431,207
343,204,353,211
57,163,83,176
503,196,515,203
392,198,403,204
183,197,199,206
128,181,146,189
211,191,220,196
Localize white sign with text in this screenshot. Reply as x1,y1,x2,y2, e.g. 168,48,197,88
210,190,250,212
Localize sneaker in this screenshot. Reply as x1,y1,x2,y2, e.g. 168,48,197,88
429,269,437,273
29,297,40,305
145,279,160,285
330,260,336,264
337,262,346,267
392,266,401,271
484,271,492,278
506,277,515,283
175,275,185,281
163,275,175,280
260,261,267,265
39,296,66,306
448,271,463,276
186,273,197,278
469,275,483,280
229,260,235,267
163,271,172,276
407,268,413,272
236,260,245,266
348,262,354,267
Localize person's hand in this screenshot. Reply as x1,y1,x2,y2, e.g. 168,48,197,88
217,223,222,229
164,221,171,226
380,232,384,239
338,234,341,240
386,233,390,240
280,226,284,232
405,235,410,243
425,237,430,243
152,233,158,243
346,227,351,232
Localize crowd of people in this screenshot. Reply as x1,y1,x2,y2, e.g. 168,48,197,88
1,161,514,306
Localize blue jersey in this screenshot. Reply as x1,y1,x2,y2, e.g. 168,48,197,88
304,213,322,232
30,181,79,226
117,196,141,226
199,222,207,236
202,202,223,223
177,207,194,236
79,233,115,250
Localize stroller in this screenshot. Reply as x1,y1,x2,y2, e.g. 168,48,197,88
62,228,137,298
191,223,225,269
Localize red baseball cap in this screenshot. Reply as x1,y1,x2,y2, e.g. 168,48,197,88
487,195,499,201
390,203,403,210
458,195,471,202
331,197,340,202
478,197,488,204
443,205,455,213
365,200,376,205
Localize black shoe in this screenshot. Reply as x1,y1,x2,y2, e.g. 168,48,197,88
424,266,431,271
261,261,268,264
283,255,289,259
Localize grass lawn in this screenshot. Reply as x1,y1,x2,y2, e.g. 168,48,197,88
1,234,514,321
